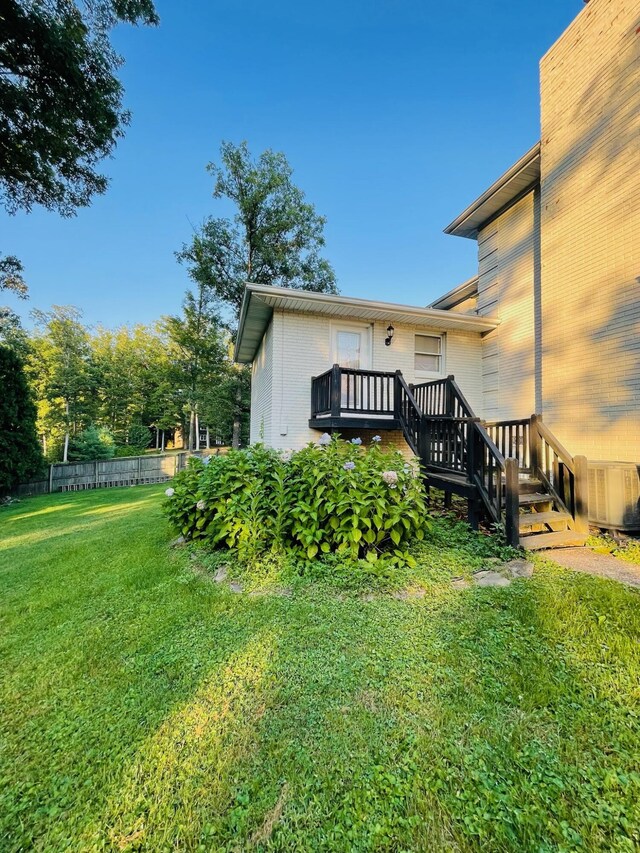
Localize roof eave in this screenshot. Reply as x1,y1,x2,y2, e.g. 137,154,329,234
444,142,541,240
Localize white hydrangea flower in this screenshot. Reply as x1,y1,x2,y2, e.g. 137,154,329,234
196,499,207,511
281,449,293,462
382,470,399,486
165,487,175,497
318,433,332,446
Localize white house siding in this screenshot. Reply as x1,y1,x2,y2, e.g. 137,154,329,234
539,0,640,463
249,317,274,445
476,191,539,421
260,308,484,451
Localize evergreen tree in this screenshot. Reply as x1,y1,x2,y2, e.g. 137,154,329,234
0,346,44,494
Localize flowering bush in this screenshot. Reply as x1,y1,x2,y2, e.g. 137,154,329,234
163,436,427,566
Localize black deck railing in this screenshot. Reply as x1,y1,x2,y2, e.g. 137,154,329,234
311,365,398,419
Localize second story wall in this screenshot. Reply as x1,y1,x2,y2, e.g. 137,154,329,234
476,190,540,421
540,0,640,462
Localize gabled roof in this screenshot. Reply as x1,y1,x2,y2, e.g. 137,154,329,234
444,143,541,239
235,284,499,363
428,276,479,311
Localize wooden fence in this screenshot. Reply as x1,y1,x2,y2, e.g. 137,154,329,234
13,450,219,497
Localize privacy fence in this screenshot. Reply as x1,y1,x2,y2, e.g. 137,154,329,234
13,450,218,497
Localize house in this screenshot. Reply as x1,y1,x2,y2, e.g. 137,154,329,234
235,0,639,540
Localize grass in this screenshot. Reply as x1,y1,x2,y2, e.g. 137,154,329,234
1,486,639,852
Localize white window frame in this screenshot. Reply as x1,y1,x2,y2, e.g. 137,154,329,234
414,332,445,378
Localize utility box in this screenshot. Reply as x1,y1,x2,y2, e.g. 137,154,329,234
588,462,640,532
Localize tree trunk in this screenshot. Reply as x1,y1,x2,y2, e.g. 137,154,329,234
206,426,210,449
63,400,70,463
194,411,200,451
161,430,165,452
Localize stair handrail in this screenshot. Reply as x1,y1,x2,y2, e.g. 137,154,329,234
530,415,588,533
395,372,423,457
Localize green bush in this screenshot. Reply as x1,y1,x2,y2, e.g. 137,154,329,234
113,445,147,458
68,425,115,462
127,423,151,449
163,436,428,566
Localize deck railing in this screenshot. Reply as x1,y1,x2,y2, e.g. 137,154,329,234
484,419,531,473
311,365,399,419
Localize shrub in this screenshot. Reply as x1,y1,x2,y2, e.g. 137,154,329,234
113,445,147,458
127,423,151,449
163,436,428,566
68,425,115,461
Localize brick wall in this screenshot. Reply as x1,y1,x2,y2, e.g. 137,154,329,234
540,0,640,462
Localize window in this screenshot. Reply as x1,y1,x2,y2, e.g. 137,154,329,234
414,334,443,373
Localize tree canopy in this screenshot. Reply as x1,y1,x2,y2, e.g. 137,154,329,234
0,0,158,216
177,141,338,322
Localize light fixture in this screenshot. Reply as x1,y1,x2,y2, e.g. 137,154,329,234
384,324,395,346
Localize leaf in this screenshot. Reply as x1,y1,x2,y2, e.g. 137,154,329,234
307,544,319,559
390,528,401,546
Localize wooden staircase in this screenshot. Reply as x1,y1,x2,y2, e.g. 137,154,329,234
400,376,589,550
513,477,588,550
308,367,589,550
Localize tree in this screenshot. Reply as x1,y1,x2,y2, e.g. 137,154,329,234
177,141,338,444
68,425,115,462
29,306,95,462
163,288,227,450
0,345,44,494
0,255,29,353
0,0,158,217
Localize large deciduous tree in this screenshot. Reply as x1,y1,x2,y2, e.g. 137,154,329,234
0,345,44,494
0,0,158,299
177,141,338,445
0,0,158,216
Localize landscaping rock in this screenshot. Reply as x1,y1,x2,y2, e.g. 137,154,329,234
169,535,186,548
451,577,472,590
473,570,511,588
229,581,243,593
214,565,228,583
505,559,534,579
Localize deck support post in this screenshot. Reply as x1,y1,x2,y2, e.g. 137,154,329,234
573,455,589,533
504,457,520,547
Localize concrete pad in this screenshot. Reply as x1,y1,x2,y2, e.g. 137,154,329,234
546,548,640,589
504,559,534,579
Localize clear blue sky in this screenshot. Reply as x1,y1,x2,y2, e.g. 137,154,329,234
2,0,582,329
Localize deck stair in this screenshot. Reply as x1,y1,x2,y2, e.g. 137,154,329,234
309,368,589,549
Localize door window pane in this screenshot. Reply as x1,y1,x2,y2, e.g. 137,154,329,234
337,331,361,368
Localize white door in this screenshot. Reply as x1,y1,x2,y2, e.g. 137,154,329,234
331,324,371,410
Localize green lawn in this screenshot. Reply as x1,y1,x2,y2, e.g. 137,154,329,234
1,486,639,852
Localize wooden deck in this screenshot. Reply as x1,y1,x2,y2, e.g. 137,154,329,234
310,367,588,549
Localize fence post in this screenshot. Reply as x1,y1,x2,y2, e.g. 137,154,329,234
48,464,54,494
94,459,98,489
573,455,589,534
504,457,520,547
137,455,142,484
330,364,341,418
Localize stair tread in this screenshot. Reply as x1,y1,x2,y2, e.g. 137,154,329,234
518,492,553,505
521,531,588,550
519,510,571,529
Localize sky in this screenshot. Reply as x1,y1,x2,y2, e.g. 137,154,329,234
2,0,583,330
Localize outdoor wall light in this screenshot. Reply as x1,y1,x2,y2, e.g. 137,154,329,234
384,324,395,346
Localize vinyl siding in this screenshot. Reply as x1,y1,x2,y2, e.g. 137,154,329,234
249,317,274,445
476,191,539,421
539,0,640,462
